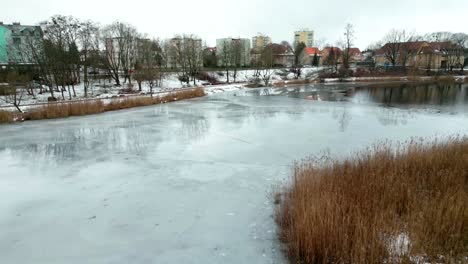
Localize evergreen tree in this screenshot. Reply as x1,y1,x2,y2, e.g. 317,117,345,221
312,52,319,67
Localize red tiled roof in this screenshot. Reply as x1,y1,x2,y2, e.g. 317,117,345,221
348,48,361,56
304,47,321,55
322,47,342,54
376,41,428,55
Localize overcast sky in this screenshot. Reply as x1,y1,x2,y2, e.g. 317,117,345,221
2,0,467,49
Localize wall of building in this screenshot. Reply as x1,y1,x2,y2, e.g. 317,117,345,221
294,31,314,48
252,35,271,49
216,38,251,67
0,25,10,64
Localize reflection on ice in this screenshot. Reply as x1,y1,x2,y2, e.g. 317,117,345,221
0,82,467,264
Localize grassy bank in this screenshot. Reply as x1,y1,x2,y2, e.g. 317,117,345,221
276,138,468,264
1,88,205,124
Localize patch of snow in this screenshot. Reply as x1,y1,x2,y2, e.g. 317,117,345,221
388,233,411,256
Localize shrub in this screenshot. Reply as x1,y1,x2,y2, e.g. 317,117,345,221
353,67,370,77
178,75,190,83
196,72,219,84
276,138,468,264
338,66,353,78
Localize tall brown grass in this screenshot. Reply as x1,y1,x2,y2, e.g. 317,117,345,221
1,88,205,123
276,138,468,264
25,101,105,120
0,110,14,123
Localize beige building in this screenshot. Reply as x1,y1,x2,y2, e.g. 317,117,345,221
252,33,271,49
374,41,465,70
294,29,314,48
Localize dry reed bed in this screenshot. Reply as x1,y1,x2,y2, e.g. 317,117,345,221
0,110,14,123
276,138,468,264
0,88,205,123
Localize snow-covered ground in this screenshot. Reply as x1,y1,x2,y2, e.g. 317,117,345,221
0,68,325,110
1,85,468,263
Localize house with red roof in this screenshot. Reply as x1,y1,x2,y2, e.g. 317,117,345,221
347,48,364,62
374,41,465,70
299,47,321,66
251,43,295,67
321,47,342,66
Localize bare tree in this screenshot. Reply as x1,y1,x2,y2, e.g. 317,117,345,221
0,71,29,113
342,24,355,69
166,35,203,86
381,29,417,67
230,39,246,83
423,32,468,71
134,38,163,93
219,39,232,83
20,27,56,99
323,46,340,73
184,34,203,86
78,20,100,97
159,39,171,69
250,46,273,87
42,15,82,99
102,22,139,86
445,43,465,71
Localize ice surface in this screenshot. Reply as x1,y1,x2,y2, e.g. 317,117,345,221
0,84,468,263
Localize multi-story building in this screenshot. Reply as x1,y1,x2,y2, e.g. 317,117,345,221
252,33,272,50
166,37,203,69
216,38,251,67
293,29,314,48
0,22,43,65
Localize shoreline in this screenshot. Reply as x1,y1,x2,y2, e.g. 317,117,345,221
273,75,467,86
0,88,206,124
1,75,466,124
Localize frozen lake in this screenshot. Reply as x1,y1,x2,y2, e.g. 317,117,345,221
1,83,468,264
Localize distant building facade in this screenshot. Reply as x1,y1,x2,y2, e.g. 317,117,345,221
374,41,465,70
271,44,294,67
347,48,364,62
252,33,272,49
294,29,314,48
166,37,203,68
321,47,343,65
0,22,43,65
216,38,251,67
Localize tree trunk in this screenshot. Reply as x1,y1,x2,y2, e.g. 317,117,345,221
61,86,65,100
13,103,22,113
83,66,88,97
67,85,72,100
114,73,120,86
53,84,58,97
